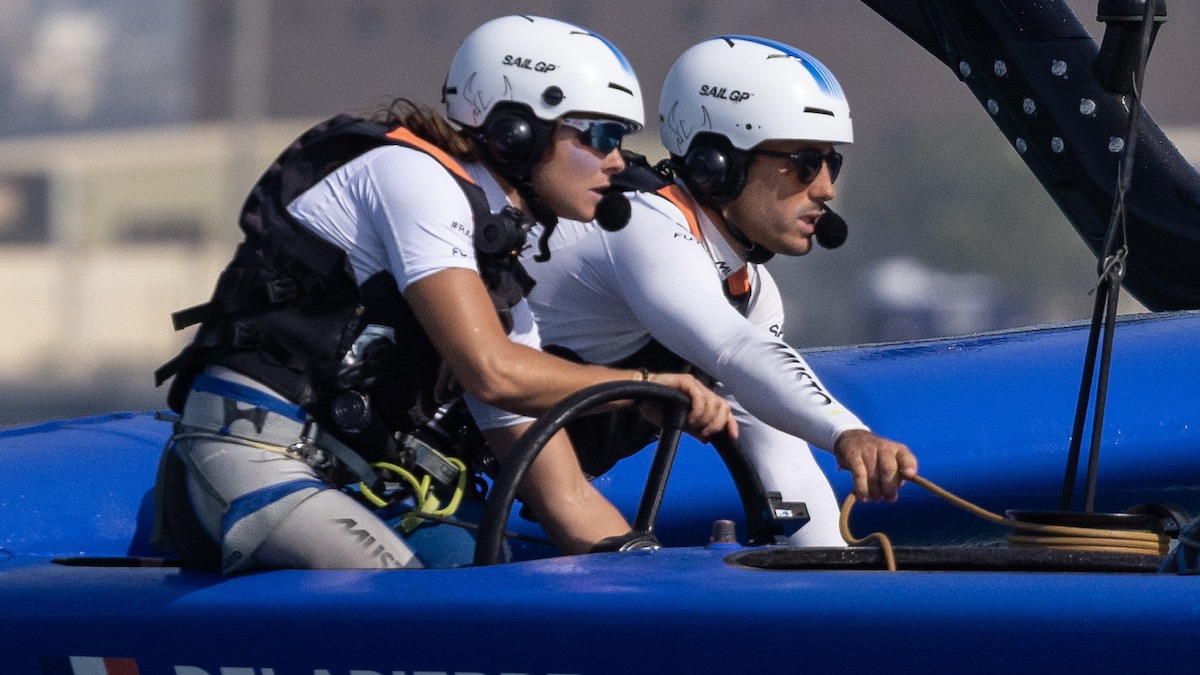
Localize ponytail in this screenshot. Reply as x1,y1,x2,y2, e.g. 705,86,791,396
373,98,481,161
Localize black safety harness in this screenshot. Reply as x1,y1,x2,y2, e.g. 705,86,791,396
156,114,533,498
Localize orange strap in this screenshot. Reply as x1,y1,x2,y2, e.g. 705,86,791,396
654,185,750,297
384,127,475,185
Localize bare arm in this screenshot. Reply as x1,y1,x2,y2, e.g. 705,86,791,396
482,424,629,554
404,267,736,440
406,268,736,553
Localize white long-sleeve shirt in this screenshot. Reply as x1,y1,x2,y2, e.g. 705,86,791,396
525,183,867,451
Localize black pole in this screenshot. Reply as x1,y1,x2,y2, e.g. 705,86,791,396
1084,275,1124,512
631,403,687,535
1060,283,1108,511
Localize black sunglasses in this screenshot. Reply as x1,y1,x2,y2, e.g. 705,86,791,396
750,147,843,184
560,118,629,154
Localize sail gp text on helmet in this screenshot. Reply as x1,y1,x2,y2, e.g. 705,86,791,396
502,55,558,72
698,85,752,103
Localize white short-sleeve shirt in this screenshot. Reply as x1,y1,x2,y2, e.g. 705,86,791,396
287,145,536,429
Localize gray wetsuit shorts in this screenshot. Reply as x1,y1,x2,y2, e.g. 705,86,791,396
154,367,420,574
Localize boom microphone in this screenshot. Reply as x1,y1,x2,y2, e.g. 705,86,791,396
595,192,632,232
814,205,848,249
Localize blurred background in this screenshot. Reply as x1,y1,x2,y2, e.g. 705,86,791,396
0,0,1197,425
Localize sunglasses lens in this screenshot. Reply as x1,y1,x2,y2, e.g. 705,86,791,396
583,121,626,153
563,118,627,153
825,152,843,182
794,149,842,183
794,150,822,183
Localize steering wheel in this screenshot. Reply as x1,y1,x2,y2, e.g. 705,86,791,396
473,380,779,566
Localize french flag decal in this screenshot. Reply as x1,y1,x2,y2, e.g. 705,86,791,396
41,656,140,675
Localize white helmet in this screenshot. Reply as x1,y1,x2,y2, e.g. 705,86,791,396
659,35,852,156
444,15,645,131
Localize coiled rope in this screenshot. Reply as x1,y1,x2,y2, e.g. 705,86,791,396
839,475,1171,571
359,458,469,533
173,429,472,533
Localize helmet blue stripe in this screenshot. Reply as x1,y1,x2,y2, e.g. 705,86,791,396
718,34,843,98
580,29,635,76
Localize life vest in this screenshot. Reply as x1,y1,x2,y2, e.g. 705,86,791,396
155,114,532,464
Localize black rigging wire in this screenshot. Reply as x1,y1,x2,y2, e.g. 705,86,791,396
1059,0,1160,513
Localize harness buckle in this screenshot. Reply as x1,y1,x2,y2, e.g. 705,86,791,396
288,419,329,468
229,322,260,349
264,276,298,304
402,433,461,486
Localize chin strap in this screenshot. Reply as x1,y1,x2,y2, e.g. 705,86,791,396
682,171,775,265
722,215,776,264
499,174,558,263
511,178,557,229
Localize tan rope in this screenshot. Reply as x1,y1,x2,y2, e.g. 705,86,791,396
839,475,1170,571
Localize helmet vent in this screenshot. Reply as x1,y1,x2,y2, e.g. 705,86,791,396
803,107,835,117
608,83,634,96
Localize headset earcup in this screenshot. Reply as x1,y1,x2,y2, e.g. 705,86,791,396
683,143,748,204
683,145,729,198
485,110,536,165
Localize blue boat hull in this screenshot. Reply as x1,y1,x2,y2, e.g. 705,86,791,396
3,550,1198,674
2,312,1199,673
6,1,1197,669
8,312,1199,560
580,310,1200,550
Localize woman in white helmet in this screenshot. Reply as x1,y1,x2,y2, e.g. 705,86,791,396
526,36,916,546
152,15,735,573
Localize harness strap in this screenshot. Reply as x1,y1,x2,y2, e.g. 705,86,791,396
221,478,329,574
385,127,476,184
189,373,379,489
300,427,379,491
655,184,752,300
192,373,306,423
171,274,298,331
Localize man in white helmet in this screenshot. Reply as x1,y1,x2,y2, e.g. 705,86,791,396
526,36,916,546
152,16,735,573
